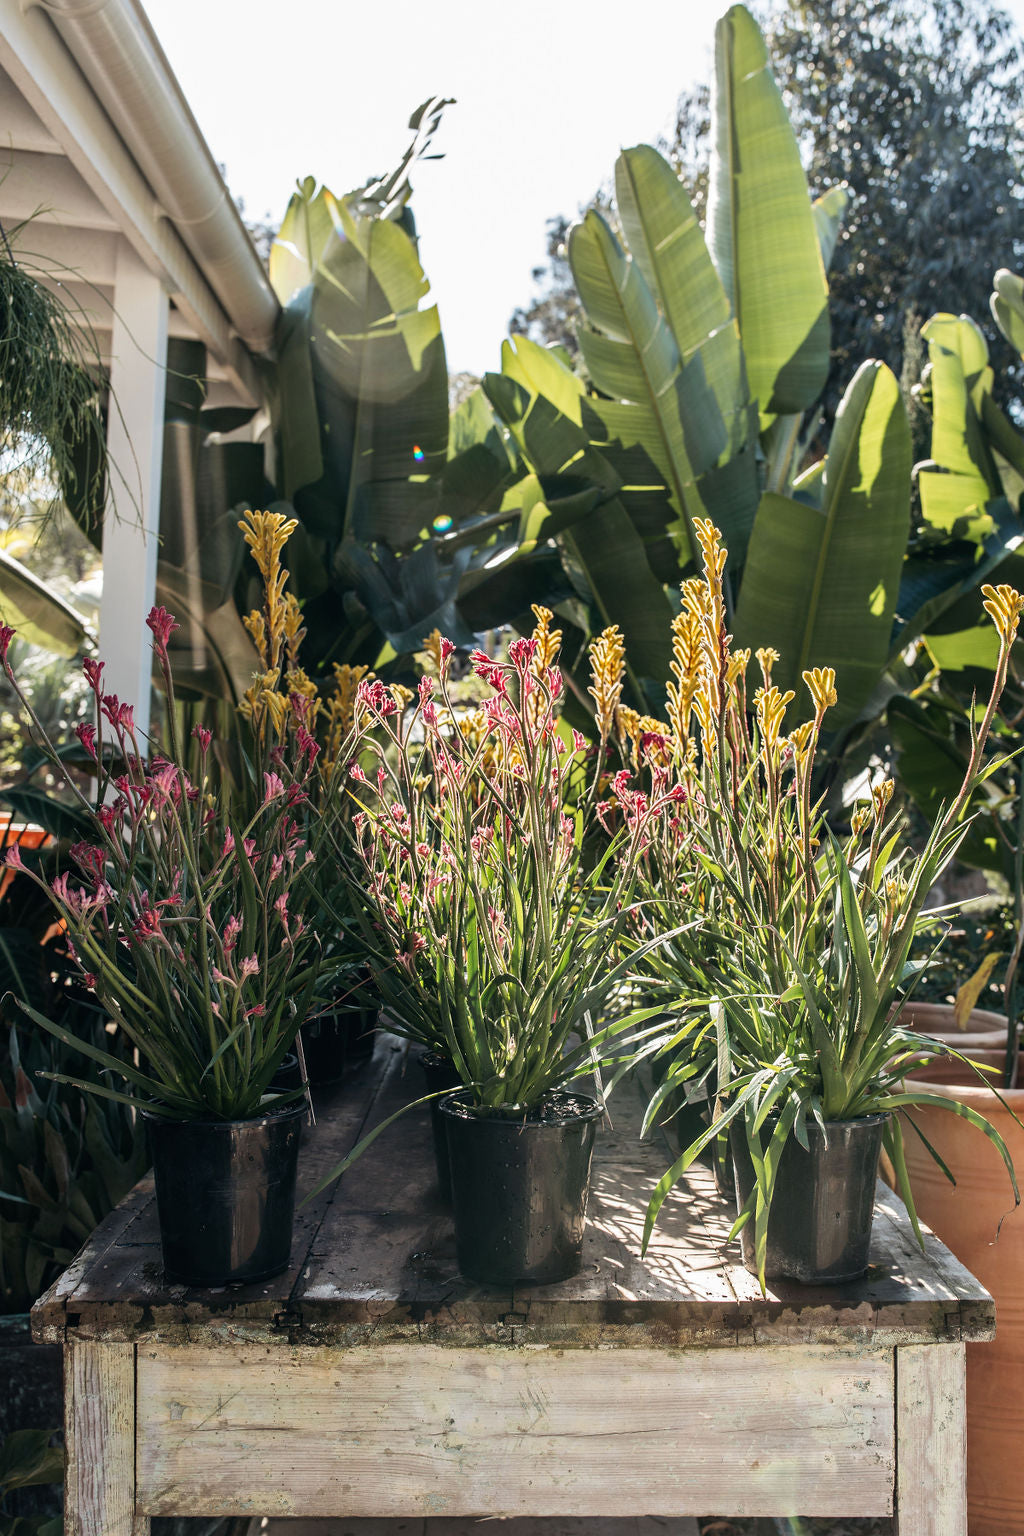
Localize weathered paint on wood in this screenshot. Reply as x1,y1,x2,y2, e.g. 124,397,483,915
895,1342,967,1535
65,1338,145,1535
135,1342,895,1520
31,1037,996,1351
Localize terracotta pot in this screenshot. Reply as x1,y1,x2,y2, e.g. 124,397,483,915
898,1049,1024,1535
900,1000,1011,1083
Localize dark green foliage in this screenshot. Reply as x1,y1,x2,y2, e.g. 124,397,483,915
0,1011,147,1314
0,233,106,525
0,1427,63,1536
0,832,145,1314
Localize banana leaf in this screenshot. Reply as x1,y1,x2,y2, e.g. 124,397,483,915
156,563,258,706
0,547,92,657
269,177,340,306
0,787,94,843
289,196,448,551
888,694,1009,876
991,268,1024,360
616,144,755,468
893,500,1022,652
813,186,850,272
484,340,673,687
569,208,722,568
706,4,830,426
734,360,910,726
918,314,1002,539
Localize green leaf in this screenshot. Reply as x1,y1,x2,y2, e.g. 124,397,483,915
272,293,324,500
0,787,94,844
485,340,674,686
0,547,92,657
882,1088,1020,1205
0,928,48,1015
734,361,911,727
707,4,830,425
155,562,259,708
269,177,340,305
615,145,758,489
813,185,850,272
570,210,720,568
0,1428,63,1492
303,196,449,550
991,268,1024,359
893,500,1022,652
918,314,1001,539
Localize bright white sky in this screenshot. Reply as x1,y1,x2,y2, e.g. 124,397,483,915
141,0,719,376
141,0,1024,379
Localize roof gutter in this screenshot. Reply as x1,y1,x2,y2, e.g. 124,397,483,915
34,0,279,354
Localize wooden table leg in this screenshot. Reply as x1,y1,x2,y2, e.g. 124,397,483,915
65,1338,147,1536
895,1342,967,1535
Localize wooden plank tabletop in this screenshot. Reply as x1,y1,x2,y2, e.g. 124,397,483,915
32,1032,995,1349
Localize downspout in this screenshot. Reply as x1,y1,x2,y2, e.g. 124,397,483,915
32,0,279,354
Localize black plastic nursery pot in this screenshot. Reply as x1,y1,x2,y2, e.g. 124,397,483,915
301,1001,377,1087
144,1100,305,1287
729,1113,889,1284
419,1050,461,1200
440,1090,603,1285
270,1051,302,1090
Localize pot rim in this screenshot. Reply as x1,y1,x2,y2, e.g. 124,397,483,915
899,1000,1009,1033
438,1087,604,1126
725,1108,890,1129
902,1076,1024,1105
140,1097,307,1130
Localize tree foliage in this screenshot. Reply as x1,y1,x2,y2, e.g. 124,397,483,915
765,0,1024,413
510,0,1024,422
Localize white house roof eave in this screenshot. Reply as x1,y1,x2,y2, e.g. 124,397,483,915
33,0,279,356
0,0,279,404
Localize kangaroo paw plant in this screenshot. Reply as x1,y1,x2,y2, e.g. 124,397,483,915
318,619,675,1282
0,606,328,1284
610,519,1023,1288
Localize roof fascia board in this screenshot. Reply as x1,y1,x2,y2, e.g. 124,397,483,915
36,0,279,354
0,0,262,403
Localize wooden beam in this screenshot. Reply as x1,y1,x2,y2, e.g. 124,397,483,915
99,239,167,738
0,63,60,152
65,1339,146,1536
137,1342,895,1520
895,1342,967,1535
6,222,119,284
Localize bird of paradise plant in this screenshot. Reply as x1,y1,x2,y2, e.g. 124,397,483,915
600,519,1023,1285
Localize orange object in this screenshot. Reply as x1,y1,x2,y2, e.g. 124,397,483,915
898,1007,1024,1534
0,818,53,899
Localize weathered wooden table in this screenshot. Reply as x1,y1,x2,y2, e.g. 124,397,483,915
33,1036,994,1536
